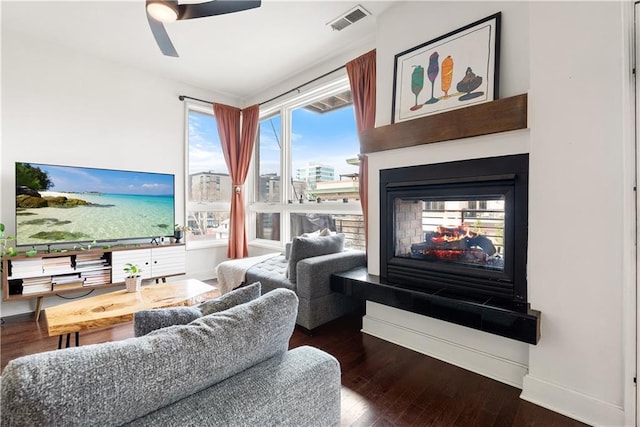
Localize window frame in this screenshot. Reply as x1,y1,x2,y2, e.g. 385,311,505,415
183,100,231,250
248,74,363,250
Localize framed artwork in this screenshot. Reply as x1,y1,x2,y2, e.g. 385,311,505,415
391,12,501,123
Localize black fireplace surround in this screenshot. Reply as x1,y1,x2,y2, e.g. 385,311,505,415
381,154,528,303
331,154,540,344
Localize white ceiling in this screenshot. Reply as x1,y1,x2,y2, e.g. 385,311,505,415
2,0,396,101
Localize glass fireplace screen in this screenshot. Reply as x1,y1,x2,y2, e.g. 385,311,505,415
394,196,506,271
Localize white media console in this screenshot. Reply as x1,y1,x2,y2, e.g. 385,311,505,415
1,243,186,321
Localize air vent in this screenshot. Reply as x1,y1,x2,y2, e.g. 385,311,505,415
328,5,371,31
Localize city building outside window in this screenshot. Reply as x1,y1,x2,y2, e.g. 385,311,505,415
184,104,231,247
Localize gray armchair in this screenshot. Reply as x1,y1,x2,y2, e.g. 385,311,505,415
245,233,365,332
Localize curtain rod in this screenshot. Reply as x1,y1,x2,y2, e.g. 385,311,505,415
178,64,346,107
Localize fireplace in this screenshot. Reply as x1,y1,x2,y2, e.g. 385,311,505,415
330,153,539,345
380,154,529,305
330,98,538,344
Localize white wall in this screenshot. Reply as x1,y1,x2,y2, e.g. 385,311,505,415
523,2,634,425
369,1,634,426
0,29,238,317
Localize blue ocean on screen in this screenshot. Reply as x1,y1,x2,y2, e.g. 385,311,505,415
15,162,175,246
17,192,175,246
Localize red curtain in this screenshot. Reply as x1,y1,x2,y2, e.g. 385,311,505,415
214,103,259,259
346,49,376,255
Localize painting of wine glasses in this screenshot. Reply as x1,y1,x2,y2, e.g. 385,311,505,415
391,13,501,124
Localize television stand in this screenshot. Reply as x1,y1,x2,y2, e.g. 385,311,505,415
1,243,186,321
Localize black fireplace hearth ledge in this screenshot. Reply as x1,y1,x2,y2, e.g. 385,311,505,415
331,267,540,345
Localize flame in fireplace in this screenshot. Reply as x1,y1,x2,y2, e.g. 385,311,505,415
410,222,498,266
430,224,475,243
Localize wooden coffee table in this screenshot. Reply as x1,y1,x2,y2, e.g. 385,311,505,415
45,279,217,348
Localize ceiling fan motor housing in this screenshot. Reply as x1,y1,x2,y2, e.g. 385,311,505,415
146,1,179,23
146,0,262,57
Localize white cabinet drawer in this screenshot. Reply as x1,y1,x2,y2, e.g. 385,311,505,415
150,246,186,277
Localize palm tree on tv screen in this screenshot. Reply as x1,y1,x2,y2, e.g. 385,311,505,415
16,163,53,191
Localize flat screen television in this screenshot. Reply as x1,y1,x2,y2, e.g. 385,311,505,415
15,162,175,247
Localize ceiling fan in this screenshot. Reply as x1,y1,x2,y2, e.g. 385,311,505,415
146,0,261,57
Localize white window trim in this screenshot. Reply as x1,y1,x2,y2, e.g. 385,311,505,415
184,100,232,251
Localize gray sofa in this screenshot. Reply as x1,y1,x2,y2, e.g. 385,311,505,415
244,233,366,331
1,287,341,427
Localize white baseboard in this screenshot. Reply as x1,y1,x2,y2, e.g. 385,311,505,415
362,302,529,389
520,374,625,427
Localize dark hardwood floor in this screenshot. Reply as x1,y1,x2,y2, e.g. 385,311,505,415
1,312,588,427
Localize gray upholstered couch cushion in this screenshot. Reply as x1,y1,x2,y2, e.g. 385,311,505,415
287,233,345,283
126,346,341,427
198,281,261,315
133,282,262,337
133,306,201,337
1,288,298,427
246,256,293,294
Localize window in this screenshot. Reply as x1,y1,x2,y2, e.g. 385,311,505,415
185,105,231,246
251,76,364,250
255,113,281,203
291,90,359,204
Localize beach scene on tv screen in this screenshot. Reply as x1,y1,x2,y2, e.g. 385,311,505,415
15,163,175,246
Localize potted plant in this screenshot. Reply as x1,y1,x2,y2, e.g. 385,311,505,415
123,263,142,293
0,223,17,258
174,224,190,244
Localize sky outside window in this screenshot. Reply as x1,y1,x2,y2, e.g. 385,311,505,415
291,105,359,178
190,106,359,179
258,114,281,176
188,110,226,175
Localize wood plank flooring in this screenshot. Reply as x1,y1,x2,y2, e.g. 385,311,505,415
1,311,588,426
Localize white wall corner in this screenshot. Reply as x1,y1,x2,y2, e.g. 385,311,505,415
521,374,625,427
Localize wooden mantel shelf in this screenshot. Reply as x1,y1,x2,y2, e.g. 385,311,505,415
360,93,528,154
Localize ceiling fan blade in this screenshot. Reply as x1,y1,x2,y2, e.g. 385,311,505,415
146,10,179,57
178,0,261,20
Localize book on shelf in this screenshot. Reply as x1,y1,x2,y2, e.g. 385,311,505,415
75,253,106,266
81,270,111,277
79,265,111,276
43,256,72,265
75,259,109,268
21,276,52,286
83,280,110,287
52,281,86,291
76,263,110,272
10,259,43,267
43,257,73,274
81,270,111,286
43,257,71,264
43,268,74,276
76,253,104,260
10,259,44,277
83,280,111,286
21,285,52,295
52,274,82,285
21,276,52,294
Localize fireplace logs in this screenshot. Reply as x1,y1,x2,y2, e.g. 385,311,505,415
410,224,502,268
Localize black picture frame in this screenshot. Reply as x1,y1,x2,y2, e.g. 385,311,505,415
391,12,501,124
